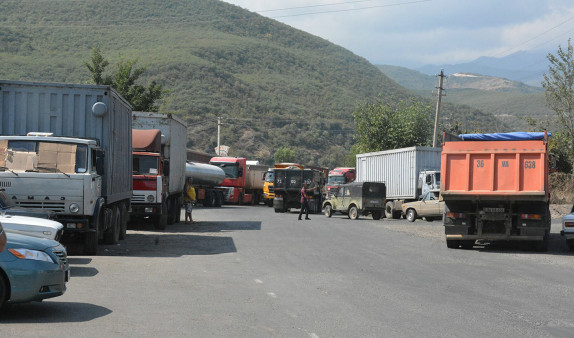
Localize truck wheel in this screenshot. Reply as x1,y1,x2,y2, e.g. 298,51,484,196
532,232,549,252
371,210,382,220
348,206,359,220
119,203,128,240
174,200,182,223
104,207,120,245
324,204,333,217
167,199,175,225
460,240,475,250
204,191,213,207
567,239,574,252
406,209,417,222
384,201,394,219
214,192,222,207
266,200,273,207
446,239,459,249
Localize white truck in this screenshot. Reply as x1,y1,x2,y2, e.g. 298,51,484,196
131,112,187,229
0,80,133,254
355,146,441,219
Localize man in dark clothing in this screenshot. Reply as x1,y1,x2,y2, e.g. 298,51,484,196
298,183,311,220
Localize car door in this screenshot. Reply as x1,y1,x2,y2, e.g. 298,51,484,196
417,192,433,217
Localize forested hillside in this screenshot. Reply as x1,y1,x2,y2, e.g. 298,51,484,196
0,0,506,166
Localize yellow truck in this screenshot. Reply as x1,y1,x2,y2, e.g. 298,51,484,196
262,163,304,207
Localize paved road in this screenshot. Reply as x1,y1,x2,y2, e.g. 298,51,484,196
1,205,574,337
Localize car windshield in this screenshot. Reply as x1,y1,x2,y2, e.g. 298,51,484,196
133,155,159,175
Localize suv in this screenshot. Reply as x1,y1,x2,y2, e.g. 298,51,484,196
322,182,386,220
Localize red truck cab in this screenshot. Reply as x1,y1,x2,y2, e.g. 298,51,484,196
326,167,356,198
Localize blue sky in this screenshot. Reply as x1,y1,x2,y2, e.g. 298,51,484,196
222,0,574,68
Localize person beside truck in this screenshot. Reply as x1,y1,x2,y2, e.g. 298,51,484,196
184,178,196,223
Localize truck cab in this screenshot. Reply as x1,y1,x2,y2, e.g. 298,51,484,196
326,167,356,198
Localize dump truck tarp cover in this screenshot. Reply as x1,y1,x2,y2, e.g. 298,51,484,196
132,129,162,153
458,132,551,141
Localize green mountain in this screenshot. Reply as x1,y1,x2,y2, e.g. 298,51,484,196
0,0,506,166
377,65,555,130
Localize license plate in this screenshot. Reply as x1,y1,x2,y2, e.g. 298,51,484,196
484,207,504,213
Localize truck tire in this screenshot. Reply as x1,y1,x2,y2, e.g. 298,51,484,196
104,207,120,245
214,192,222,207
384,201,394,219
446,239,459,249
324,204,333,217
567,239,574,252
174,200,182,223
167,199,175,225
266,199,273,207
119,203,128,240
348,206,359,220
406,209,417,222
371,210,382,220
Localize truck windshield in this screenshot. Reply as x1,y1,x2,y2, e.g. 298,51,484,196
3,141,88,173
133,155,159,175
328,176,345,184
266,171,274,183
212,162,239,179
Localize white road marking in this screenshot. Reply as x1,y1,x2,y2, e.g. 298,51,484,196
267,292,277,298
254,279,263,284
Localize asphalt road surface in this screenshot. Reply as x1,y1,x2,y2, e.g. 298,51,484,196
1,204,574,337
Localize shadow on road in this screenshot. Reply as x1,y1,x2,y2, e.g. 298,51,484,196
463,233,573,255
0,301,111,322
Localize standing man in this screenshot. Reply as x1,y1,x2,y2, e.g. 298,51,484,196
184,177,196,223
298,183,311,220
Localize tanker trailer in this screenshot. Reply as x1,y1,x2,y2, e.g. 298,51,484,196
185,162,226,207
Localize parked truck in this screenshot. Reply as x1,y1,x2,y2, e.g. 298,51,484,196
263,163,305,207
209,157,269,204
0,80,132,254
273,168,325,214
131,112,187,230
184,161,226,207
441,132,553,251
326,167,356,198
356,146,441,219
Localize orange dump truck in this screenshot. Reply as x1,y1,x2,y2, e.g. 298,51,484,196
441,132,552,251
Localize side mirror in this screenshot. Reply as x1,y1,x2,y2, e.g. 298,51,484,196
164,160,170,176
96,150,105,175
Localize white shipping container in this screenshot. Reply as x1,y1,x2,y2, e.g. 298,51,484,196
356,146,441,200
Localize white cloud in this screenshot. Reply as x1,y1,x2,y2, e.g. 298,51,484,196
222,0,574,67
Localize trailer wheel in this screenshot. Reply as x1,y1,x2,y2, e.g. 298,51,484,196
119,203,128,240
406,209,416,222
384,201,394,219
371,210,382,220
104,207,120,245
348,206,359,220
446,239,459,249
324,204,333,217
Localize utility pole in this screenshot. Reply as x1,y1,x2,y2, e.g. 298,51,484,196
217,116,221,155
433,69,446,148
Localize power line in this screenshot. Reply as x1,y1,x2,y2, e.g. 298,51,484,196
257,0,395,13
268,0,432,18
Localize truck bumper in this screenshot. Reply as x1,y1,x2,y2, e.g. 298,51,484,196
130,204,163,216
56,218,90,232
445,224,547,241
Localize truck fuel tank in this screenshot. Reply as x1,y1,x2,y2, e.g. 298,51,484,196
185,162,225,186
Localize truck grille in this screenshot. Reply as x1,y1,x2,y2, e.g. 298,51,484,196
16,201,66,212
131,194,146,203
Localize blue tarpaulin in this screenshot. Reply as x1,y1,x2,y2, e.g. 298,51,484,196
458,132,551,141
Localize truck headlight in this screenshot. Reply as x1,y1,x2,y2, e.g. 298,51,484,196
147,195,155,203
69,203,80,213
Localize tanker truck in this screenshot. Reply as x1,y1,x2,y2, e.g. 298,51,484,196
185,161,226,207
209,157,269,205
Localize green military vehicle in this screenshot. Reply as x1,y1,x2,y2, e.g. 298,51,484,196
322,182,386,220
